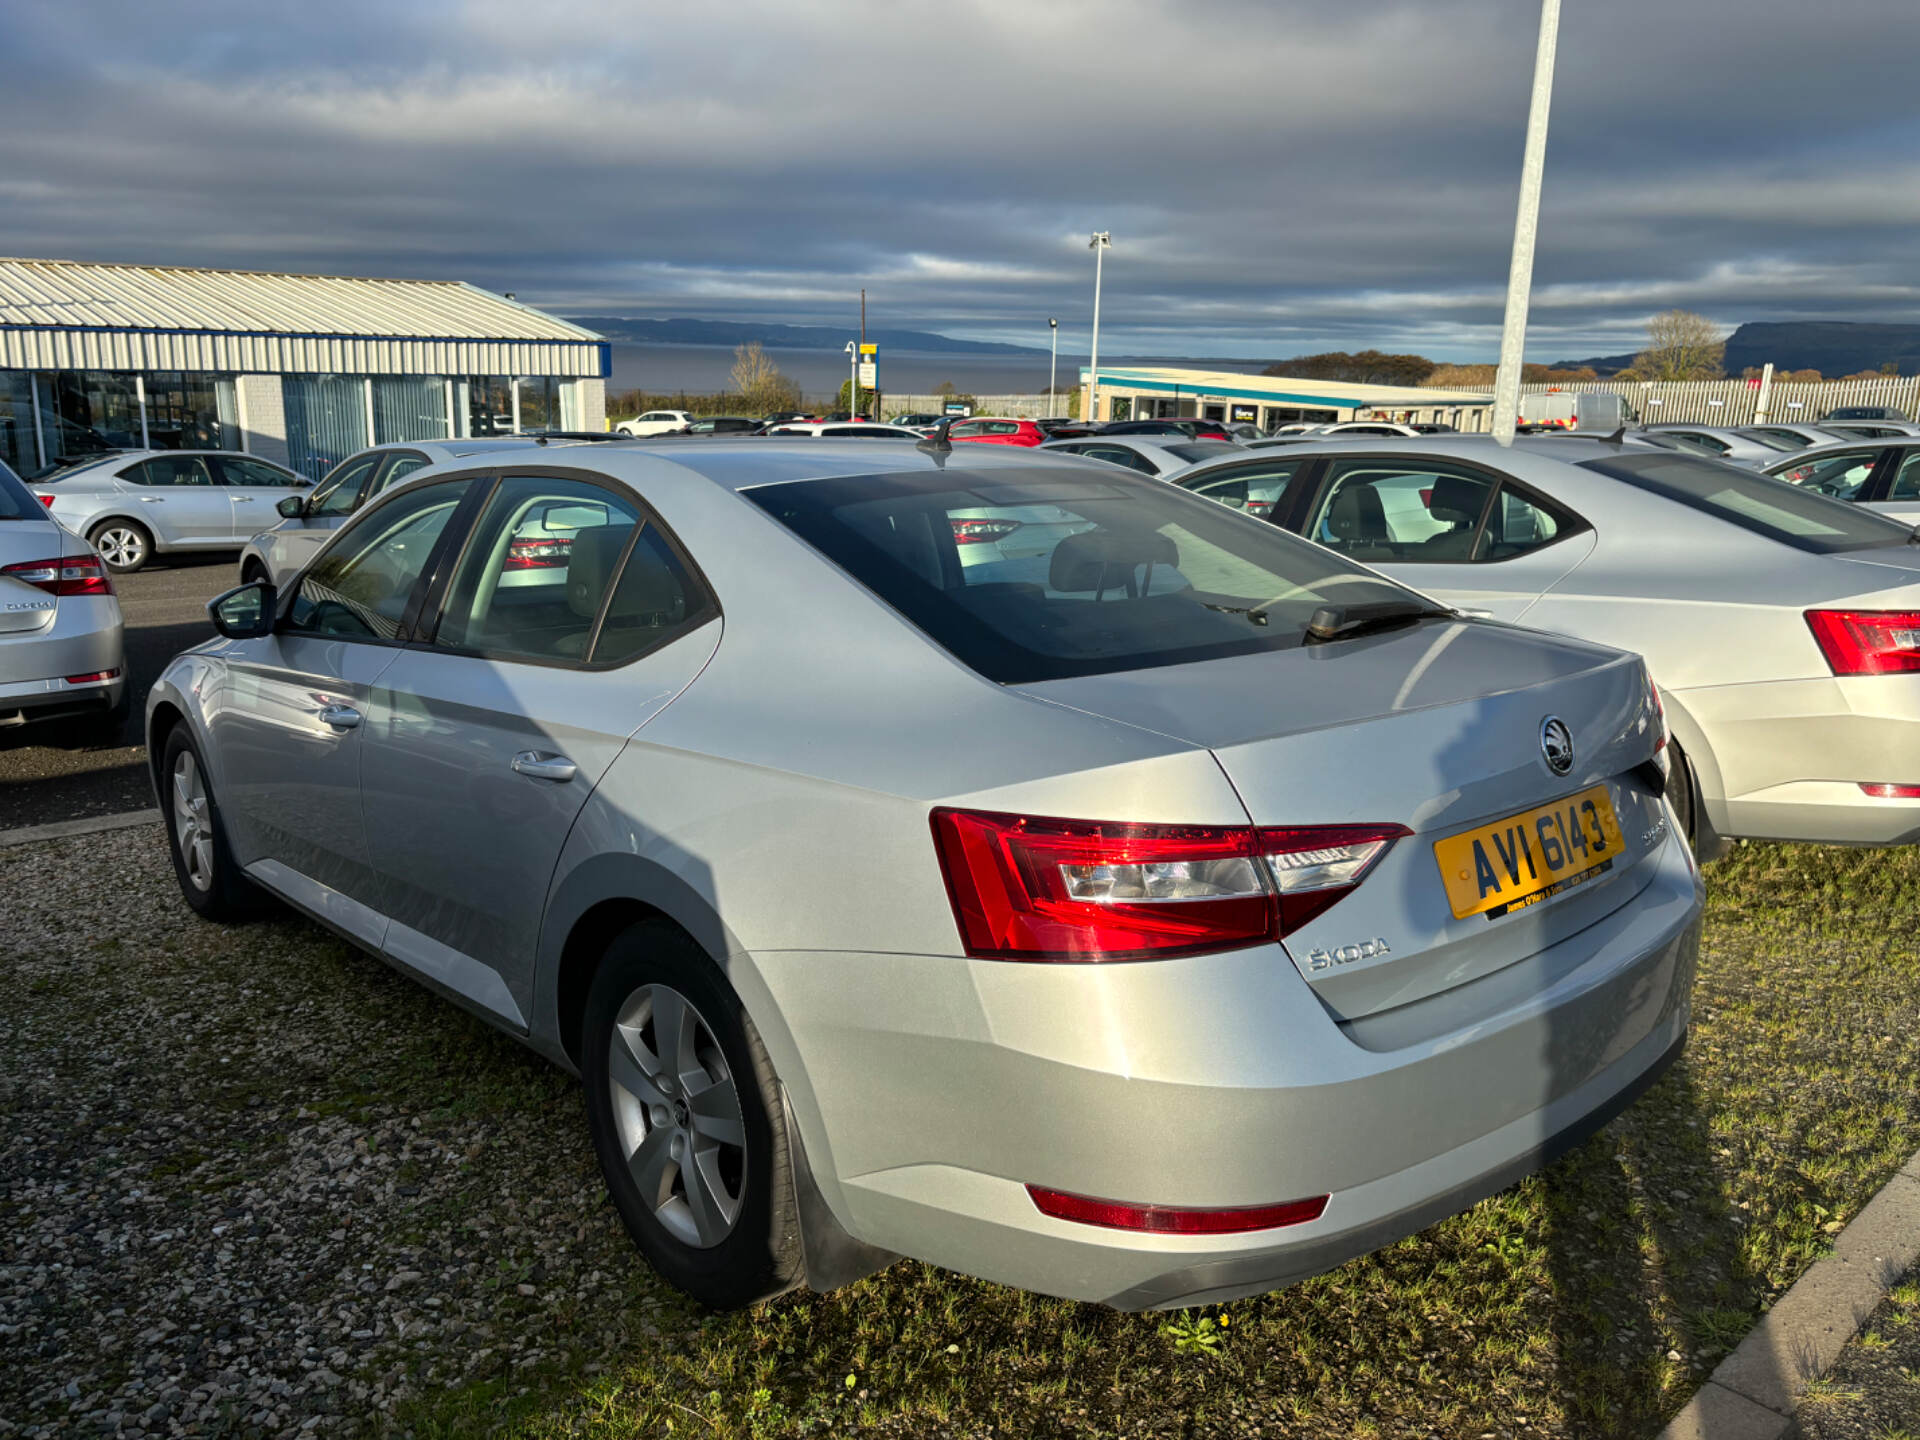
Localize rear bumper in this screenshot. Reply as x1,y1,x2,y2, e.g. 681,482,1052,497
751,827,1702,1307
1683,675,1920,844
0,597,126,727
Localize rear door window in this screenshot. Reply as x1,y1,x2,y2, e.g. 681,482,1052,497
217,457,298,487
1308,459,1491,562
371,452,430,497
1180,459,1307,520
126,456,214,487
286,480,472,641
1772,449,1884,501
1888,452,1920,501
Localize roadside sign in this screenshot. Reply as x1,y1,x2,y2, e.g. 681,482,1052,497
944,401,971,416
859,343,878,355
857,363,876,386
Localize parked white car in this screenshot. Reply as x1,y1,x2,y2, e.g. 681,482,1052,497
615,410,695,437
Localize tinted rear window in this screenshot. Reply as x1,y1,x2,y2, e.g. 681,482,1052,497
0,461,39,519
1577,453,1915,553
1166,441,1240,464
745,466,1425,682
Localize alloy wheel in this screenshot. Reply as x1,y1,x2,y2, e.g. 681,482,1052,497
95,525,147,570
606,983,747,1248
171,750,215,892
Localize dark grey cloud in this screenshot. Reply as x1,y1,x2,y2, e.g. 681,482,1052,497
2,0,1917,361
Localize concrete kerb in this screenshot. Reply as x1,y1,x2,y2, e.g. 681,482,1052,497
1657,1148,1920,1439
0,807,161,848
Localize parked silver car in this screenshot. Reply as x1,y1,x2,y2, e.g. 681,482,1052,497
149,439,1698,1311
1641,425,1782,468
30,449,307,573
239,438,601,586
1039,434,1242,476
0,459,126,740
1174,436,1920,853
1765,439,1920,525
1737,424,1857,452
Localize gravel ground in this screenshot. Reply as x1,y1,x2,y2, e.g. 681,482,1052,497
1785,1264,1920,1439
0,823,674,1438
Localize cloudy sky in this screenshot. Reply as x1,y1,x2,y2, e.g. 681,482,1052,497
3,0,1917,361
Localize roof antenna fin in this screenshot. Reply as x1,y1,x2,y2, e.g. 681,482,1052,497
1604,424,1627,444
917,416,954,462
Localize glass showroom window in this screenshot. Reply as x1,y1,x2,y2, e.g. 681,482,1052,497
372,376,450,444
463,376,516,436
144,372,239,450
516,376,559,432
0,371,33,475
282,374,371,482
37,371,142,465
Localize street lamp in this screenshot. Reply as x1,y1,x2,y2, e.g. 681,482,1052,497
1085,232,1111,424
1490,0,1562,444
1048,318,1059,419
843,340,857,419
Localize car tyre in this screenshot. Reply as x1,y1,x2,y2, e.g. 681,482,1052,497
1665,739,1698,856
240,558,270,586
582,919,801,1310
89,519,153,573
160,726,272,921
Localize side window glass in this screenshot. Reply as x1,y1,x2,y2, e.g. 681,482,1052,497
286,480,470,641
1887,453,1920,501
1777,451,1879,500
129,456,214,487
220,458,297,487
1474,486,1580,562
592,525,713,664
1309,461,1493,564
431,476,643,663
373,454,429,496
308,456,378,517
1189,462,1302,519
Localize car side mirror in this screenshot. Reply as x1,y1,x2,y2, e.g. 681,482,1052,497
208,580,276,639
277,495,307,519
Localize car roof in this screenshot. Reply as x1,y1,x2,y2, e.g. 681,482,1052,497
1042,433,1230,453
1761,436,1920,463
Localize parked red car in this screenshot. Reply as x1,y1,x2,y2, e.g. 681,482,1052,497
946,417,1047,447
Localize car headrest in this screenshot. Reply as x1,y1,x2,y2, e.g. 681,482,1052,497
1427,474,1487,525
564,523,636,618
1328,484,1388,540
1049,528,1179,593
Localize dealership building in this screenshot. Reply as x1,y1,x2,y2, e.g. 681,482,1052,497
1081,364,1494,432
0,258,609,480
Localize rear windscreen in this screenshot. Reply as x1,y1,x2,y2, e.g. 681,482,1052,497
1166,441,1240,464
1577,453,1915,553
0,461,39,519
745,466,1426,682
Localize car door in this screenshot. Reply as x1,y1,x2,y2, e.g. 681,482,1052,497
209,477,478,935
121,454,232,547
214,455,307,539
1297,455,1594,622
1867,448,1920,526
357,470,721,1026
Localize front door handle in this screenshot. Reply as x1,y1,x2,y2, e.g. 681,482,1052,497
511,750,577,783
317,704,362,730
233,496,256,503
139,496,165,503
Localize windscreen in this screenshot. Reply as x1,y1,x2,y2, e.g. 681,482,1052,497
1577,452,1915,554
0,461,41,519
746,466,1428,682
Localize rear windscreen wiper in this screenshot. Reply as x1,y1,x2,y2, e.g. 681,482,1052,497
1303,601,1456,644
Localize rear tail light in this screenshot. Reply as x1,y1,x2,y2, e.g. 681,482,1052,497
39,494,55,508
1861,783,1920,799
2,554,114,597
929,809,1407,961
504,536,572,570
1026,1184,1329,1234
951,518,1023,545
64,669,121,685
1805,609,1920,675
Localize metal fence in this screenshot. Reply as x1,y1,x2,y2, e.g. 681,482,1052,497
1517,376,1920,427
876,394,1067,419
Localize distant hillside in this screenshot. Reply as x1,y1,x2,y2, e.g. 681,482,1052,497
1554,321,1920,378
568,316,1048,357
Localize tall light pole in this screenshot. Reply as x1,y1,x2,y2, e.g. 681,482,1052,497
1048,318,1059,418
1490,0,1561,444
843,340,857,418
1085,232,1111,424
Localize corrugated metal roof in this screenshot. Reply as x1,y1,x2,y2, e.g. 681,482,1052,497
0,258,599,343
1087,365,1492,406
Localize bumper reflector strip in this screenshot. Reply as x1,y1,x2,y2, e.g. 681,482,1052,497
1026,1184,1329,1235
1860,782,1920,799
64,670,122,685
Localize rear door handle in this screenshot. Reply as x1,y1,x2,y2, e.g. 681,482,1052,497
511,750,577,783
233,496,256,503
317,704,362,730
139,496,165,503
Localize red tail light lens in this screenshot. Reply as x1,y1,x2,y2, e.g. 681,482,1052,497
930,809,1406,961
1861,783,1920,799
1026,1184,1329,1235
1805,610,1920,675
1,555,115,597
504,536,572,570
951,518,1023,545
39,494,55,508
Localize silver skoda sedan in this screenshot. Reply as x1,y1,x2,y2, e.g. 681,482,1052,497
147,440,1699,1311
30,450,307,572
1175,436,1920,853
0,458,126,740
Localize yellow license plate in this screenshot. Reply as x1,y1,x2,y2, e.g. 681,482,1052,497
1434,784,1624,920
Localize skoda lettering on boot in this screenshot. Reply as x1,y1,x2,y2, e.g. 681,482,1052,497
1304,937,1392,972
